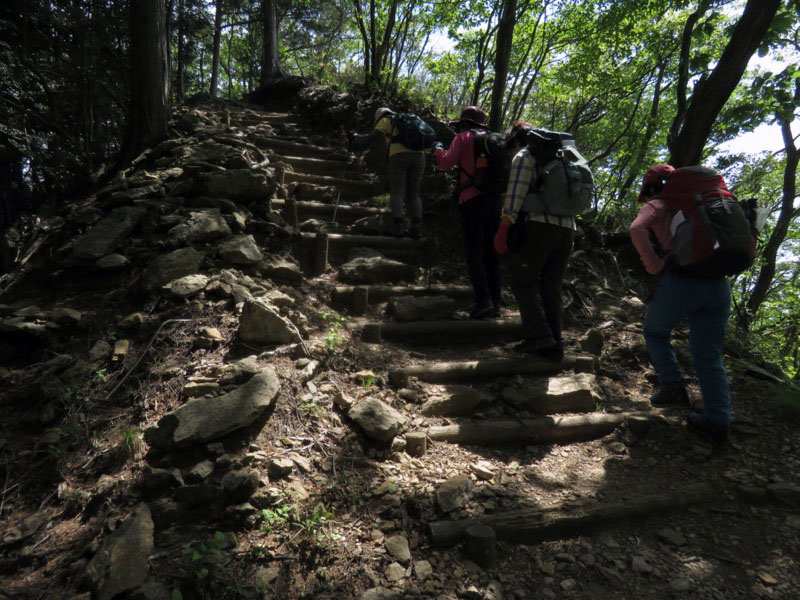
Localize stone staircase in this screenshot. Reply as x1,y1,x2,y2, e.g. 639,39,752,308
249,106,705,556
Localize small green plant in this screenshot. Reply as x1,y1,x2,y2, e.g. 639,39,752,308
118,425,142,454
181,531,226,583
370,193,390,206
300,396,323,418
294,503,341,545
259,493,295,533
359,374,375,388
94,368,109,383
322,312,347,351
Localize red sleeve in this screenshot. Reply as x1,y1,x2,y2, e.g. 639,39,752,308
630,201,666,275
433,131,469,172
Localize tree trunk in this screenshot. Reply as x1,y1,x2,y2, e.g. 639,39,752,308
667,0,781,166
260,0,285,83
123,0,168,163
488,0,516,132
740,101,800,330
176,0,185,104
210,0,223,98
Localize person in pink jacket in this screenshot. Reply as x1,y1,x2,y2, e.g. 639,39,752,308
631,163,732,444
432,106,502,319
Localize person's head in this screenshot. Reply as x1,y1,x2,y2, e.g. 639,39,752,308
374,107,394,124
449,106,488,132
503,120,534,154
638,163,675,202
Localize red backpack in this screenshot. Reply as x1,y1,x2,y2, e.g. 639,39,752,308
659,166,755,277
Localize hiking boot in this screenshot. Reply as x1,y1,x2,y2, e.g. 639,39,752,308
686,411,728,444
537,341,565,362
408,218,422,240
512,338,556,355
392,218,405,237
650,384,691,408
469,303,496,320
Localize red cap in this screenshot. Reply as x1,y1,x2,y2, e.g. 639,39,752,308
449,106,488,129
637,163,675,202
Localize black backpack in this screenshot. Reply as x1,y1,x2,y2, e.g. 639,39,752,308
469,130,510,197
391,113,436,151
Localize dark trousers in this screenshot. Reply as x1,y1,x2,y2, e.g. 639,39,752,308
458,194,502,307
508,220,573,345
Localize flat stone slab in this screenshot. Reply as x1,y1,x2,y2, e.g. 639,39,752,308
145,369,280,450
339,256,418,285
86,504,154,600
237,299,301,345
365,319,524,345
388,295,458,322
501,373,598,414
72,206,146,262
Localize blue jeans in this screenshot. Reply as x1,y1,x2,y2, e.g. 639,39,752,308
643,272,731,427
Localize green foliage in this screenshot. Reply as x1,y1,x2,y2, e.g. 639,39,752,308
773,385,800,422
322,312,347,352
359,374,376,388
180,531,227,584
258,493,341,547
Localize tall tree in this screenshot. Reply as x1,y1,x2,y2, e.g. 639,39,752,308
667,0,782,166
210,0,224,97
124,0,169,162
488,0,517,131
261,0,286,82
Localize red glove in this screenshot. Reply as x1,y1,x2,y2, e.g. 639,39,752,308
494,221,510,255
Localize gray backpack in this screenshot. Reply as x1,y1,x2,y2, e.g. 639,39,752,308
522,128,595,217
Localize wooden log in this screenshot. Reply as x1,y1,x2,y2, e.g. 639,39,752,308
390,355,594,384
332,284,473,306
429,482,719,548
284,197,298,226
405,432,428,457
300,232,425,251
352,286,369,315
368,319,524,345
426,412,652,446
273,199,385,222
314,232,329,275
465,524,497,569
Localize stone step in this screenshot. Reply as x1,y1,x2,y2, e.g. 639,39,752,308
295,231,428,270
272,199,385,224
260,112,293,124
276,155,362,178
282,171,379,197
429,481,717,547
256,136,348,160
362,318,525,345
389,354,595,385
332,284,473,312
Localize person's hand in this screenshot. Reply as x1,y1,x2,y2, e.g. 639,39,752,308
430,141,444,154
494,221,511,255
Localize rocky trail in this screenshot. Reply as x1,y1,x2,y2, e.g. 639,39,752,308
0,94,798,600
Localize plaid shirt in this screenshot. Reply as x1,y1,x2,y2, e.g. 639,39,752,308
501,148,577,231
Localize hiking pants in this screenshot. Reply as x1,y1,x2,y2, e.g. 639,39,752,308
388,151,425,220
643,272,731,427
508,220,573,346
459,194,502,308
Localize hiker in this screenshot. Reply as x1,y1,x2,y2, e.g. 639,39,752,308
630,164,732,444
431,106,505,319
349,107,428,239
493,121,577,361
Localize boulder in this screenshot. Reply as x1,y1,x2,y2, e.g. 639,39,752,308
143,247,205,291
196,168,275,202
237,299,301,345
164,274,209,298
95,253,130,270
71,206,147,263
86,504,154,600
259,258,304,284
501,373,597,414
419,387,491,417
435,474,474,513
348,398,407,442
389,295,458,322
338,256,417,284
217,234,263,265
144,369,280,450
167,210,232,246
